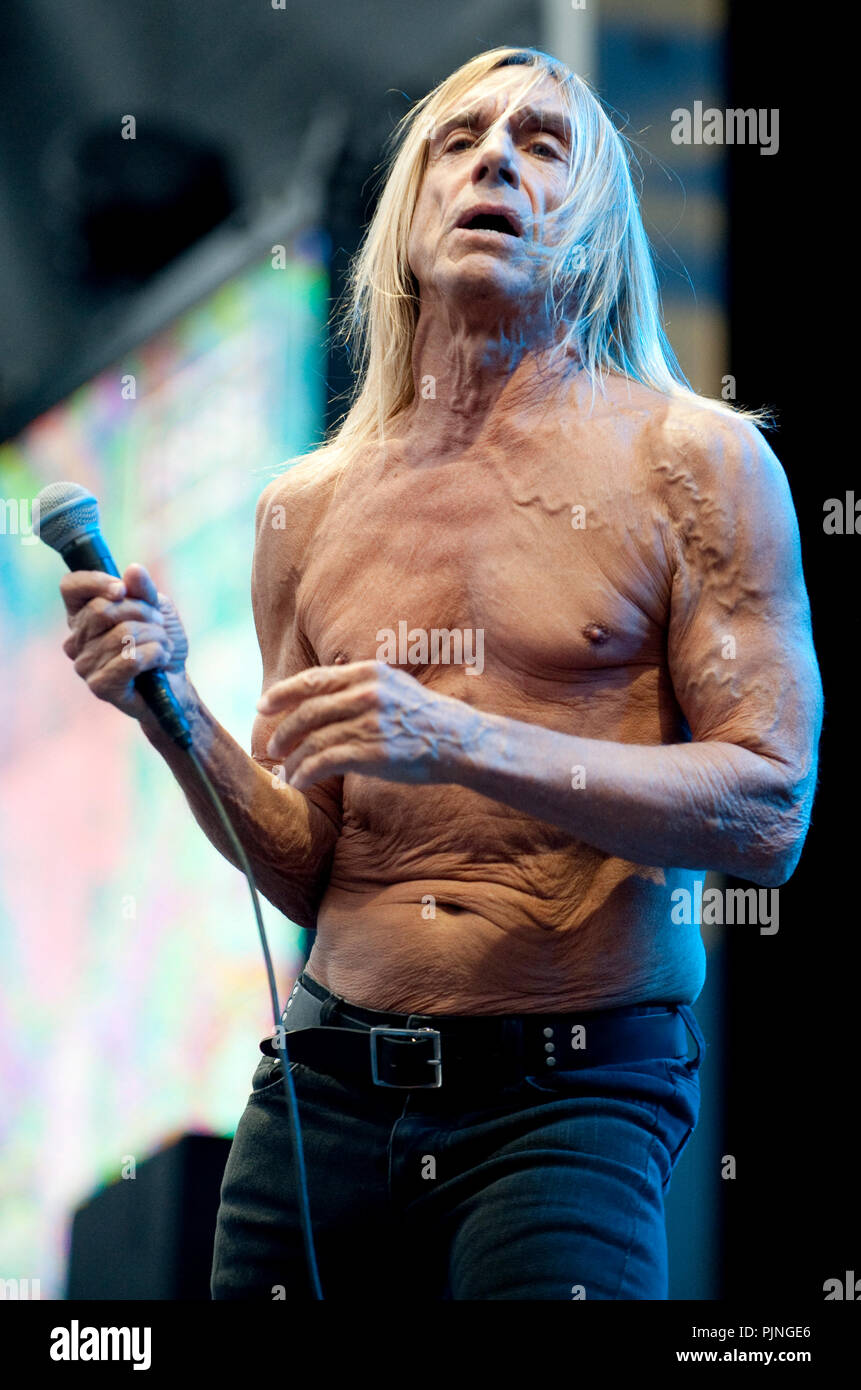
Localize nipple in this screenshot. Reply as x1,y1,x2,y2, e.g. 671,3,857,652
582,622,611,646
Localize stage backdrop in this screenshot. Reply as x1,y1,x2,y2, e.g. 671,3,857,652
0,231,328,1297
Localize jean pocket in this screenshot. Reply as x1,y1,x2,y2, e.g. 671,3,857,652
521,1069,591,1095
664,1056,701,1089
661,1060,701,1175
522,1055,679,1095
250,1056,287,1096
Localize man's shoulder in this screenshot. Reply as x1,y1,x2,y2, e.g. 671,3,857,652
639,395,802,579
643,393,786,509
250,450,346,628
254,448,344,543
587,376,770,469
256,449,341,512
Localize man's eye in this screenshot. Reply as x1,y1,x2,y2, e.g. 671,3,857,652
442,135,560,158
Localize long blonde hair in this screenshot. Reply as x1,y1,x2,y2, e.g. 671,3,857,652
297,46,770,487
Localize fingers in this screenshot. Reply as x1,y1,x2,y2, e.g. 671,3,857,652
266,683,379,759
258,660,381,716
58,563,179,714
78,636,175,703
122,562,159,607
286,745,356,791
62,596,166,658
59,564,157,613
71,625,174,695
280,718,376,784
60,570,126,618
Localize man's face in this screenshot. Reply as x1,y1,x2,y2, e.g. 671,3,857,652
407,68,572,312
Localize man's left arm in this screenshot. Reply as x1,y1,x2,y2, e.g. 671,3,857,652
457,416,823,886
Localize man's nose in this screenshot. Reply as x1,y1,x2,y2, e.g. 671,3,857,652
469,129,519,188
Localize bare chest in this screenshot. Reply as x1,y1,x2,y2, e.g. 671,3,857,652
296,434,672,687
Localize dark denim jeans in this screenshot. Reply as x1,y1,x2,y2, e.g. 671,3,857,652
211,972,704,1301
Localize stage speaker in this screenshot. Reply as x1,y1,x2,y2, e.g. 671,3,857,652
67,1134,231,1300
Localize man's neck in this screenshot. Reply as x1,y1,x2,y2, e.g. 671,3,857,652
397,298,582,457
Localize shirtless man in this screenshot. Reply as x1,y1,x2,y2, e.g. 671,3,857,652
59,49,822,1300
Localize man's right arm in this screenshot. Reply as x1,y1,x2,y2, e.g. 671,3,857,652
139,683,339,931
141,469,341,929
62,465,340,930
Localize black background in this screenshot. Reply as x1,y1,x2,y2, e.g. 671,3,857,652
725,2,857,1298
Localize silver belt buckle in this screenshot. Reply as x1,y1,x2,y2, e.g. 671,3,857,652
369,1026,442,1088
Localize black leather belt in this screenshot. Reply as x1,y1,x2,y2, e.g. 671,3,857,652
259,989,691,1091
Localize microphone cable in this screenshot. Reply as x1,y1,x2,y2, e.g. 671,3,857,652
184,743,325,1300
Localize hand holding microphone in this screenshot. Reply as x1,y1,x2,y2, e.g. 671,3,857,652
60,563,191,730
37,482,194,747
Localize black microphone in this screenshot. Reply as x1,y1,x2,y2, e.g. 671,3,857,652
35,481,193,749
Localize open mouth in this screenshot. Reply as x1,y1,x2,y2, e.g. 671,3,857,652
458,211,521,237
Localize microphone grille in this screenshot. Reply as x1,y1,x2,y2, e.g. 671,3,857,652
34,481,100,552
